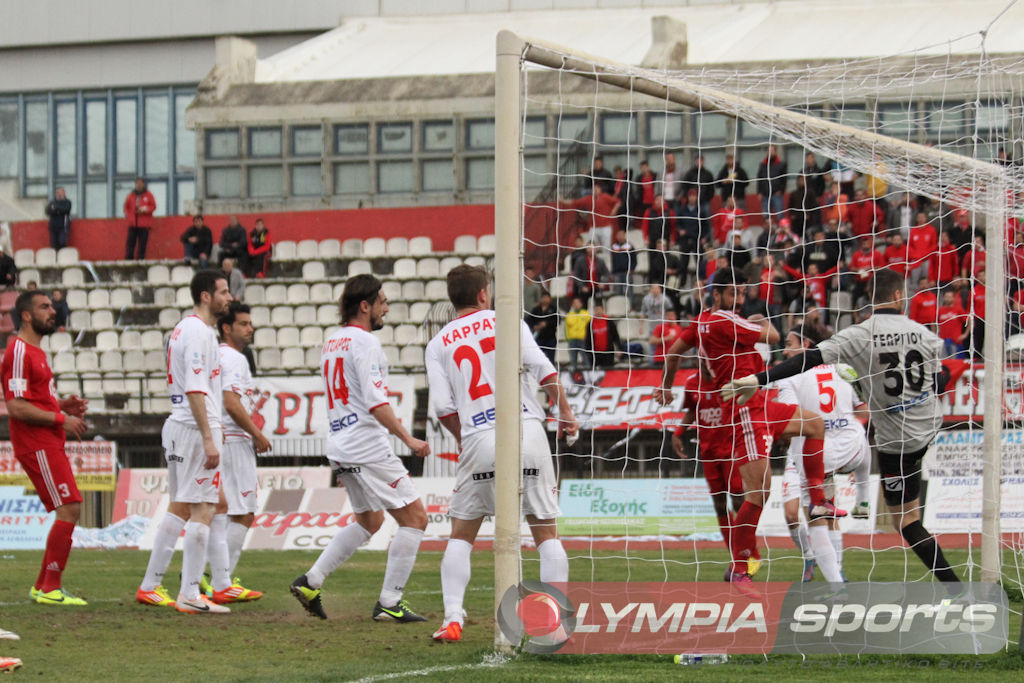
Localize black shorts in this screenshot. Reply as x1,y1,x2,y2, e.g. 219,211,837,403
877,447,928,506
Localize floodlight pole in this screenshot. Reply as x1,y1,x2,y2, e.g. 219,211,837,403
494,29,525,653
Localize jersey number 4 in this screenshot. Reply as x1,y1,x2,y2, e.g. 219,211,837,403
324,358,349,407
453,337,495,399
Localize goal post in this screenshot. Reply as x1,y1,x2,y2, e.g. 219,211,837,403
494,29,1015,650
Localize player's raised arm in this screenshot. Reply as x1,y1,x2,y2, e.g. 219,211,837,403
654,322,696,405
539,374,577,440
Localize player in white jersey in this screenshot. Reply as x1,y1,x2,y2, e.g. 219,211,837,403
425,265,579,643
775,323,872,583
724,269,961,585
197,302,271,604
137,270,233,614
291,274,431,622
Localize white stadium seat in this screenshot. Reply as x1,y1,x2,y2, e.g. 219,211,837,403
265,284,288,305
386,237,409,256
96,330,119,350
276,326,300,347
297,240,319,260
305,347,321,367
605,296,629,318
310,282,334,303
120,330,142,349
381,345,400,366
176,287,192,307
386,302,408,321
377,325,394,345
393,258,417,279
49,331,73,352
453,235,476,253
88,289,110,310
100,350,122,372
416,258,440,279
287,283,310,303
281,346,305,369
14,249,34,268
362,238,386,258
399,345,424,367
465,256,485,267
318,304,336,321
547,275,569,299
271,306,294,326
253,327,276,348
259,348,281,368
245,284,266,304
170,265,193,285
294,305,318,325
477,234,496,254
319,239,341,259
62,268,85,287
250,306,271,327
381,280,402,303
408,236,432,255
402,281,424,301
347,260,372,277
92,310,115,328
110,288,133,308
66,289,88,309
54,353,76,374
302,262,326,281
440,256,462,273
153,287,175,306
394,324,419,346
76,351,99,371
148,265,171,285
144,351,165,372
35,248,57,267
103,377,127,394
69,310,91,330
123,350,146,372
275,241,297,260
141,330,164,351
424,280,447,300
158,308,181,328
409,301,432,321
300,326,323,347
57,247,79,266
342,238,363,257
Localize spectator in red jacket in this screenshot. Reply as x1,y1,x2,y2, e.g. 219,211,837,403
248,218,272,278
847,189,885,238
961,233,985,278
937,289,969,356
906,212,938,286
847,236,885,305
636,160,657,220
883,232,911,277
711,197,743,246
929,230,960,287
965,268,987,357
909,276,939,328
781,260,838,309
649,308,683,365
641,195,678,249
123,177,156,260
561,184,621,250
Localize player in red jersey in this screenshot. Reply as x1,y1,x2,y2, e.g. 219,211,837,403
654,268,841,589
673,369,761,577
1,290,88,605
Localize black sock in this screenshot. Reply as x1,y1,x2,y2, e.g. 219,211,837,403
901,520,959,582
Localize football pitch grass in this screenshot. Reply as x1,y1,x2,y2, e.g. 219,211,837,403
0,546,1021,681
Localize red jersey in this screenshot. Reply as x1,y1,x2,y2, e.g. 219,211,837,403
929,245,960,283
937,303,968,342
679,309,765,390
569,192,619,229
1,336,65,455
906,224,937,266
883,244,910,276
681,372,729,457
651,322,684,363
909,290,938,326
848,248,884,282
970,284,986,318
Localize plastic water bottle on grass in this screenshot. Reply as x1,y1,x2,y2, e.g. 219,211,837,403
674,653,728,666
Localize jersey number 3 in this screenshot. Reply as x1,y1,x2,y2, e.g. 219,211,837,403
324,358,349,407
454,337,495,399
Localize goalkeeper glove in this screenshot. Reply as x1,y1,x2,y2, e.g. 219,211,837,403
835,363,859,384
720,375,759,405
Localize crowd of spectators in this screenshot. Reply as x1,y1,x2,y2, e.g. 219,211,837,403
541,147,1022,369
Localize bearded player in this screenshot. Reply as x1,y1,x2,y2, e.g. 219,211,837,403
654,268,842,591
775,322,871,583
425,265,578,642
2,290,88,605
290,274,431,622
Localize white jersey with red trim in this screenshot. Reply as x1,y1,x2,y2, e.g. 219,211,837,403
220,344,254,443
167,314,222,430
425,309,556,441
321,325,393,464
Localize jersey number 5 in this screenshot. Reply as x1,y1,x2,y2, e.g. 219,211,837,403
324,358,349,407
453,336,495,399
815,372,836,413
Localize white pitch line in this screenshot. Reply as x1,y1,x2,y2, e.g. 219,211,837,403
348,653,510,683
0,598,123,606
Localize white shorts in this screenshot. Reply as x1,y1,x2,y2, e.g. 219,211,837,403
163,419,222,505
781,436,868,506
222,439,258,515
449,419,560,521
330,456,419,513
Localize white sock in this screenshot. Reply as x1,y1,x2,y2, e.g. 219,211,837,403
140,513,185,591
808,524,843,583
207,514,231,591
854,455,872,506
441,539,472,625
180,521,211,600
227,521,248,577
307,523,371,589
789,524,812,561
829,529,844,570
538,538,569,584
379,527,424,606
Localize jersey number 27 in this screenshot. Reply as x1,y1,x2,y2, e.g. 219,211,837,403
454,337,495,399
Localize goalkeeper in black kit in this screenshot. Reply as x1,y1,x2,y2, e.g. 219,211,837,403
722,269,960,584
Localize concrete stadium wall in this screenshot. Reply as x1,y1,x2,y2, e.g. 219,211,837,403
12,204,495,261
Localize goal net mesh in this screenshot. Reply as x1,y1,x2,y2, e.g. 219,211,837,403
512,28,1024,641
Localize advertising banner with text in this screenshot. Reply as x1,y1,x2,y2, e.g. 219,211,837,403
0,441,117,491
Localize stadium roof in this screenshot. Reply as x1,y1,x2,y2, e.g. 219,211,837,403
254,0,1024,83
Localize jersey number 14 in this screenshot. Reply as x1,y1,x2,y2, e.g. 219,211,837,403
324,358,349,407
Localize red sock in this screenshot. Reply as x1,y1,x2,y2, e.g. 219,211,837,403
39,520,75,593
803,437,826,506
730,502,763,574
717,513,733,556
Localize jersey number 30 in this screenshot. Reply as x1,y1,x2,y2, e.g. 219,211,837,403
454,337,495,399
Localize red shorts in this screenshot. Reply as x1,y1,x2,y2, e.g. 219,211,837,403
15,448,82,512
700,451,745,496
724,391,798,465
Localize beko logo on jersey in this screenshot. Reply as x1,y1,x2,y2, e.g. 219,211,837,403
171,394,184,404
330,414,359,432
824,417,850,430
441,317,494,346
471,407,497,426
